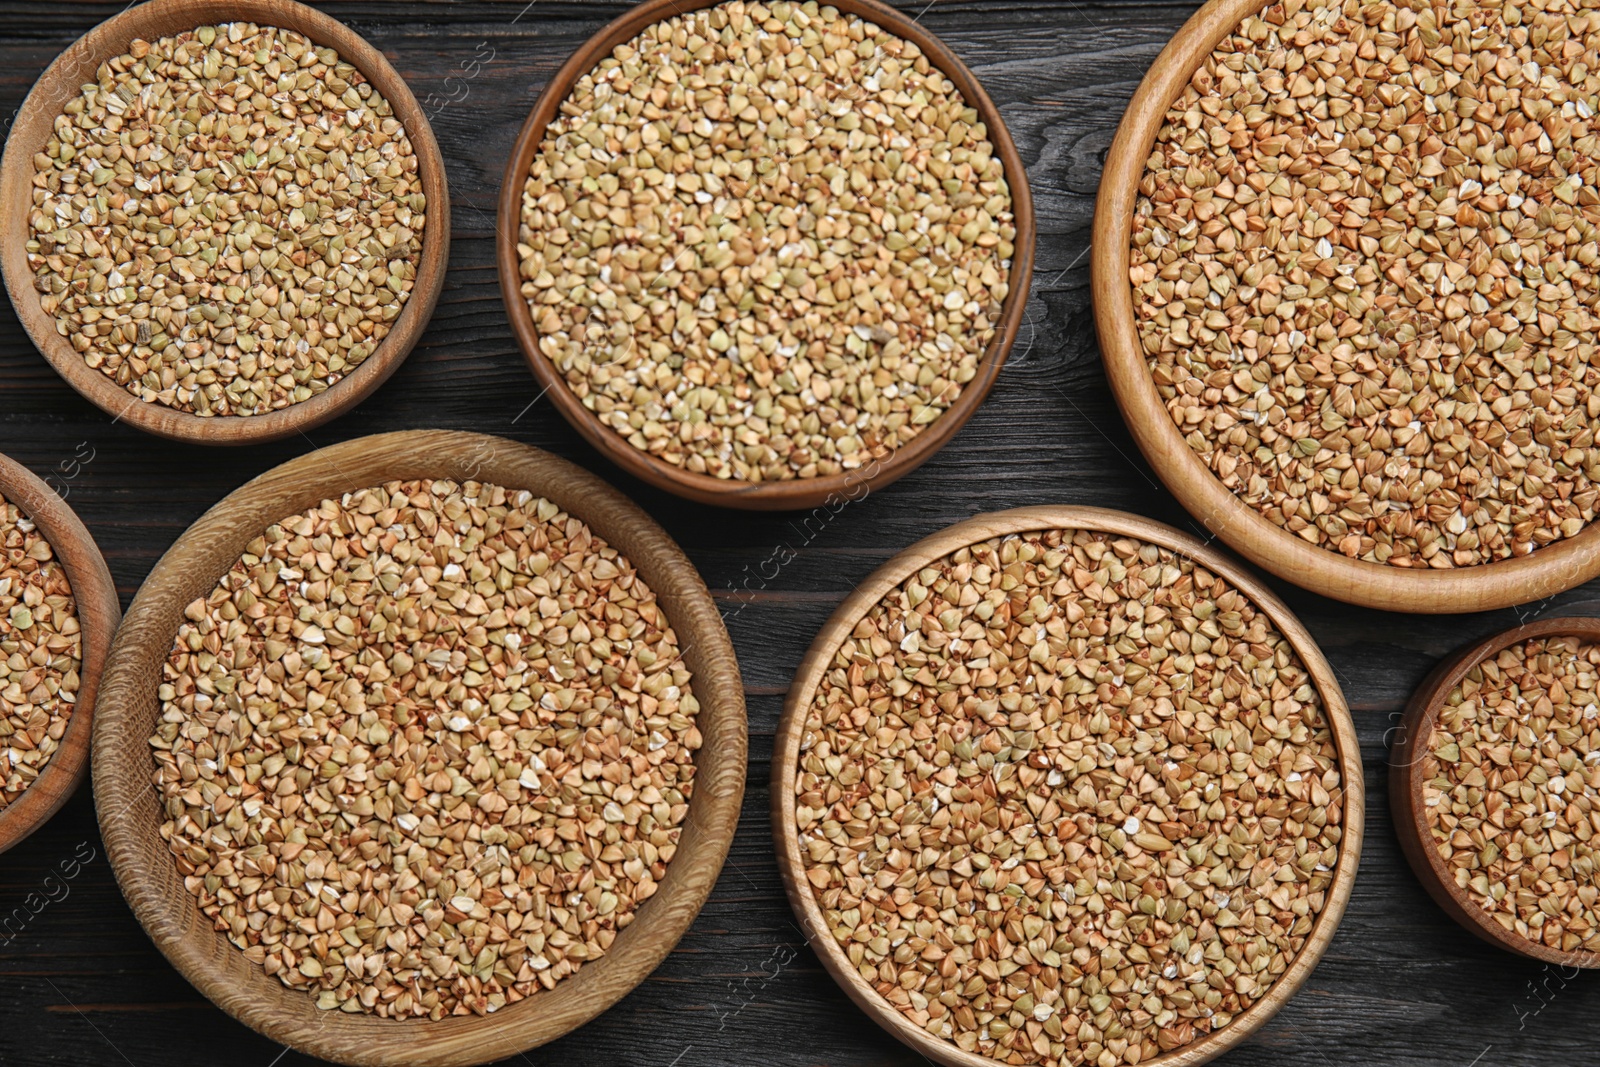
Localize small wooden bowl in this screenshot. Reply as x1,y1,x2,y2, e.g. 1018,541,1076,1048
0,0,450,446
92,430,747,1067
1091,0,1600,614
773,505,1364,1067
1391,616,1600,967
496,0,1035,511
0,452,120,856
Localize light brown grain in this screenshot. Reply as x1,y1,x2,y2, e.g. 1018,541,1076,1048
151,477,699,1019
27,22,426,416
794,526,1343,1066
1423,633,1600,956
0,493,81,811
517,0,1015,484
1131,0,1600,568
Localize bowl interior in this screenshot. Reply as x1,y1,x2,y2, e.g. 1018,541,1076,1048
0,0,449,446
0,452,120,855
774,505,1364,1067
1089,0,1600,613
496,0,1035,511
92,430,746,1067
1391,616,1600,968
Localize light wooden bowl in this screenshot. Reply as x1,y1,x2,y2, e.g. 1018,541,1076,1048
0,451,119,856
773,505,1364,1067
0,0,450,446
92,430,747,1067
496,0,1035,511
1091,0,1600,614
1391,616,1600,967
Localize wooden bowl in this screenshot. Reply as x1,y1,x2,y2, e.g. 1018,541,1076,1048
1391,616,1600,967
773,505,1364,1067
92,430,747,1067
0,451,119,856
1090,0,1600,614
496,0,1035,511
0,0,450,446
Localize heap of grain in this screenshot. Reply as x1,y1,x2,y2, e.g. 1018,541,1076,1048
27,23,426,416
0,495,81,810
518,0,1016,483
151,479,699,1018
1131,0,1600,567
1422,633,1600,956
794,527,1346,1065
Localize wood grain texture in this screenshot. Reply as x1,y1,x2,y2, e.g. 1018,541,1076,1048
2,3,1600,1066
1089,0,1600,615
90,431,747,1066
495,0,1036,509
773,506,1364,1067
0,451,119,856
0,0,451,446
1390,617,1600,969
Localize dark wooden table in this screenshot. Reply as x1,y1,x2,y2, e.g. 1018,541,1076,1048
0,2,1594,1064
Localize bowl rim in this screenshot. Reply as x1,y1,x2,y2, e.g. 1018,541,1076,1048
771,504,1365,1067
0,0,451,446
1089,0,1600,614
1390,615,1600,968
0,451,120,856
495,0,1035,511
91,429,747,1067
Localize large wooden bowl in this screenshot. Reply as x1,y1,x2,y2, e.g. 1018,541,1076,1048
1090,0,1600,613
773,505,1364,1067
92,430,747,1067
0,0,450,446
1391,616,1600,967
496,0,1035,511
0,452,120,856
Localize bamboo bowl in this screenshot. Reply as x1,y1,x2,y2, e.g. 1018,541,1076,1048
0,0,450,446
497,0,1035,511
0,452,120,856
1391,616,1600,967
92,430,747,1067
1091,0,1600,614
773,506,1364,1067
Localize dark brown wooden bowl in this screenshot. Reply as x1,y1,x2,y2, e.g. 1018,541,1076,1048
1091,0,1600,613
496,0,1035,511
1391,616,1600,967
774,505,1364,1067
0,451,120,856
0,0,450,446
92,430,747,1066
